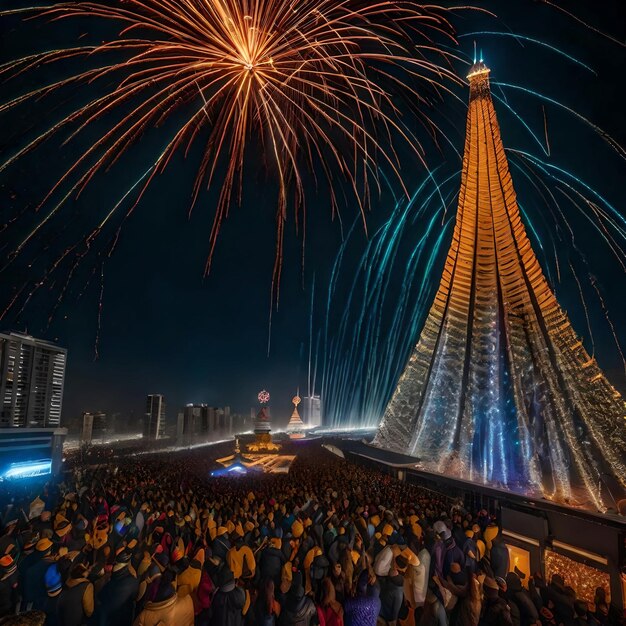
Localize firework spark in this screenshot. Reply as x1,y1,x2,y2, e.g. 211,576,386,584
1,0,464,308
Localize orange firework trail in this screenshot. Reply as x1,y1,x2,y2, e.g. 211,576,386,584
1,0,466,306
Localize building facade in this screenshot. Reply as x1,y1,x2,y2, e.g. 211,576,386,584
0,332,67,428
183,403,209,437
302,395,322,428
144,394,165,439
81,411,107,444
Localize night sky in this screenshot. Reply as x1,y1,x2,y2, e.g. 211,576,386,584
1,1,624,427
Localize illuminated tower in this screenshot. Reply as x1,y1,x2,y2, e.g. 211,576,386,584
248,389,280,452
145,394,165,440
287,394,306,438
375,62,626,511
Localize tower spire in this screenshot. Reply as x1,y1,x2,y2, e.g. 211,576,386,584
375,64,626,512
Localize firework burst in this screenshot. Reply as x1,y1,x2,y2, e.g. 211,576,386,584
1,0,464,306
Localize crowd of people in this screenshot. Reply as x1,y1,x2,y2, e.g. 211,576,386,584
0,442,616,626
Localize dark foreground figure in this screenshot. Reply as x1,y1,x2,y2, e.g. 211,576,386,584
0,443,617,626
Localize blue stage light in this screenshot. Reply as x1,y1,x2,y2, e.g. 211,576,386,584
1,459,52,480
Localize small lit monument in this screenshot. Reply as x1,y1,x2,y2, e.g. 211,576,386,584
287,394,306,439
247,389,280,452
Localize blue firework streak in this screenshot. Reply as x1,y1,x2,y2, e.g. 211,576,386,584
319,172,456,428
316,30,626,429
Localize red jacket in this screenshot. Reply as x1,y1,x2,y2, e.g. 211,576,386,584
317,604,344,626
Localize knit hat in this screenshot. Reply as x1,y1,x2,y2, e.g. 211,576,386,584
36,538,53,553
55,519,72,538
21,530,39,551
171,547,184,563
0,555,16,576
45,564,63,595
154,552,169,571
292,520,304,538
193,548,205,567
155,570,176,602
113,550,132,572
115,550,132,565
405,551,420,567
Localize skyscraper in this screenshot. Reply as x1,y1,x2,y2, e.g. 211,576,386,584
302,395,322,428
375,62,625,511
0,332,67,428
144,394,165,439
182,403,211,438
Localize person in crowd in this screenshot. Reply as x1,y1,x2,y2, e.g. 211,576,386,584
344,570,380,626
379,558,405,626
0,555,18,618
95,550,139,626
489,536,510,581
57,562,94,626
504,572,539,626
133,569,194,626
208,566,248,626
480,577,513,626
252,578,281,626
316,577,344,626
278,571,318,626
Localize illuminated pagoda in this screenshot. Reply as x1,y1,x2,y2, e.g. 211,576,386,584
287,394,306,439
375,61,626,512
247,389,280,453
215,437,295,475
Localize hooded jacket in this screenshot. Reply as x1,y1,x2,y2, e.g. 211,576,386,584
209,579,247,626
57,576,95,626
226,543,256,580
278,594,318,626
133,592,194,626
96,566,139,626
259,545,287,583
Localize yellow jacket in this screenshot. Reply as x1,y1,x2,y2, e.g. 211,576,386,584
226,545,256,579
176,564,202,598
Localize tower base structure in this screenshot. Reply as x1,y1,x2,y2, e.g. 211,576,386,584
247,407,280,453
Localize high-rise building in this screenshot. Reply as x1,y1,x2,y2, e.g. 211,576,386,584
81,412,94,444
176,411,184,442
302,395,321,428
81,411,106,443
208,406,218,432
375,61,625,511
182,404,211,437
144,394,165,440
0,332,67,428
